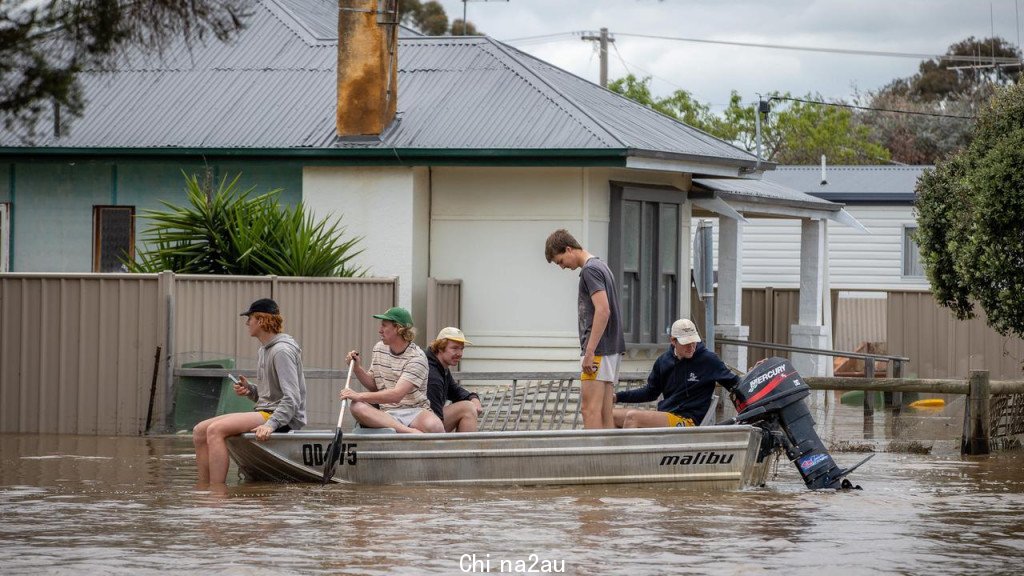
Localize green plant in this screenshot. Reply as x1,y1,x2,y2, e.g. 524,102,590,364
914,82,1024,340
128,172,362,277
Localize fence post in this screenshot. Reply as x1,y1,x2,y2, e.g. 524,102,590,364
961,370,991,455
161,270,176,433
891,360,903,415
863,356,876,417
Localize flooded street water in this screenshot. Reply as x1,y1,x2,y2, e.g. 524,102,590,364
2,399,1024,575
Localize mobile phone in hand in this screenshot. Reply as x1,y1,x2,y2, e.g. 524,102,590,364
227,373,241,385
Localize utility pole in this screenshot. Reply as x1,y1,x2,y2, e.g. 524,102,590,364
581,27,614,87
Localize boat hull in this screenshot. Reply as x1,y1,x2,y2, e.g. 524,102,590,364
227,425,773,490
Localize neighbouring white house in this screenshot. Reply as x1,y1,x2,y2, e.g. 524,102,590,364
0,0,866,376
689,164,930,356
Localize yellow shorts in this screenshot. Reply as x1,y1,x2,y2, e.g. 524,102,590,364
258,410,273,421
580,353,621,382
667,413,696,427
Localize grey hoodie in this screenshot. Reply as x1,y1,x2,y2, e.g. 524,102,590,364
245,333,307,431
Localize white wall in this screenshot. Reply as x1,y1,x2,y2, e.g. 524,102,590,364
430,166,690,372
695,205,929,290
302,166,430,334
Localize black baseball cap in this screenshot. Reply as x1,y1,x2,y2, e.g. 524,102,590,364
240,298,279,316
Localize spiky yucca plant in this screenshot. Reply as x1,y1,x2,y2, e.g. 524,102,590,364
128,172,363,277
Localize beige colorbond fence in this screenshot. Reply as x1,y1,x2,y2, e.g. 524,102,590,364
690,287,1023,380
887,291,1024,380
0,273,396,435
426,278,462,343
691,287,802,364
1,275,165,436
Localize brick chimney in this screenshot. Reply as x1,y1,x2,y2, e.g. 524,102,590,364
337,0,398,137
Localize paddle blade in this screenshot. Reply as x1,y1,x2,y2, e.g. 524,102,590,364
321,428,344,484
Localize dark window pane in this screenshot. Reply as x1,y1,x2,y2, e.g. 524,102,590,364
640,202,655,342
903,227,923,277
96,207,134,272
660,203,678,274
622,201,640,272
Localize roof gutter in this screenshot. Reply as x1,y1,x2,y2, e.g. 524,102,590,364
0,147,631,166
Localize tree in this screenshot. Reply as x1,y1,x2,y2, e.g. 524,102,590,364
607,74,717,133
130,172,363,277
900,36,1020,101
914,82,1024,341
608,75,890,164
398,0,481,36
854,36,1021,164
756,94,891,164
1,0,250,139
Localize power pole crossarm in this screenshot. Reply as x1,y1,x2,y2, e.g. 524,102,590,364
581,27,615,87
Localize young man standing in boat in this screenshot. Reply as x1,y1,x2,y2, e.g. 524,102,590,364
192,298,307,486
426,327,483,432
613,319,738,428
341,307,444,434
545,228,626,429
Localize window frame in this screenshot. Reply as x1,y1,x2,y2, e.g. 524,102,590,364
0,202,10,273
92,205,135,273
901,224,924,278
609,182,686,345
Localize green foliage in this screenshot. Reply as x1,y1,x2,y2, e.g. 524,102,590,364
607,74,716,133
914,82,1024,339
129,172,363,277
609,76,890,164
1,0,249,140
398,0,481,36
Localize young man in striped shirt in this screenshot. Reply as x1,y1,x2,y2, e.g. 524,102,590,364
341,307,444,433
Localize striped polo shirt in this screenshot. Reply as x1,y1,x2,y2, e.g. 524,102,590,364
368,340,430,411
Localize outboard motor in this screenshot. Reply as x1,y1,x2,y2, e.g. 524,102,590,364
723,357,872,490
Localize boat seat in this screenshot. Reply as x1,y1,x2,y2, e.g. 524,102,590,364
699,394,720,426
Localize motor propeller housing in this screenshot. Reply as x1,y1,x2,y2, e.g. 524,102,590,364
725,357,870,490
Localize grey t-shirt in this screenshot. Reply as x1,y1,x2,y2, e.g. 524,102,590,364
577,257,626,356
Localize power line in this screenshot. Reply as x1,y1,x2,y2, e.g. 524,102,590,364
503,30,1022,64
770,96,976,119
611,32,1022,64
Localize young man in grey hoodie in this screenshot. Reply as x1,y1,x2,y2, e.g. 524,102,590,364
192,298,307,486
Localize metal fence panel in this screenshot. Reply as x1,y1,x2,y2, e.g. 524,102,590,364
0,275,162,435
887,291,1024,380
0,273,396,435
427,278,462,342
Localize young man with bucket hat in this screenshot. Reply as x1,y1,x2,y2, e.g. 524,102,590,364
613,318,739,428
342,307,444,433
426,327,483,432
192,298,307,486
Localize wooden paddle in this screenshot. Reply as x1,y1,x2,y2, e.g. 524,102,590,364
322,358,355,484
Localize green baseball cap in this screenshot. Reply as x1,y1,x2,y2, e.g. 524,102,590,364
373,306,413,327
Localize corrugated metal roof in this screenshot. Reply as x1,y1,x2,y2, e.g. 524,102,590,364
762,165,930,203
0,0,758,170
693,177,840,211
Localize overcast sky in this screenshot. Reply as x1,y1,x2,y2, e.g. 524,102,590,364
432,0,1024,112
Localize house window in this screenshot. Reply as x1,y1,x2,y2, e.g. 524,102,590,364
902,226,924,278
610,184,682,344
93,206,135,272
0,202,10,272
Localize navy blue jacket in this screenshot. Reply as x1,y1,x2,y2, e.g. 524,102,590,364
615,343,739,422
